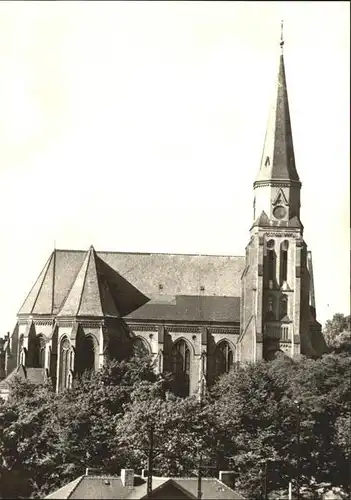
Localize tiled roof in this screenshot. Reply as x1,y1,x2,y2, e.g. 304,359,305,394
18,253,55,316
127,295,241,323
255,52,300,184
172,478,244,499
21,247,149,319
18,250,245,323
45,476,84,499
0,365,46,390
45,475,245,499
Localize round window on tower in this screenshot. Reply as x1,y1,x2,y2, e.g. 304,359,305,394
273,205,286,220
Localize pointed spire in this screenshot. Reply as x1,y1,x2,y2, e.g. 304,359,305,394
255,23,300,185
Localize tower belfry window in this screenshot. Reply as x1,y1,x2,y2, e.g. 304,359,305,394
267,239,275,283
280,240,289,284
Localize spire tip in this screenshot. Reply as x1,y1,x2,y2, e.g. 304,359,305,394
280,20,284,52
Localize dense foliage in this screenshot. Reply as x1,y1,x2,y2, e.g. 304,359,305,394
0,320,350,499
323,313,351,354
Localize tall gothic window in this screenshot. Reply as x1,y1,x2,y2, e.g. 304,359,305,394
18,335,24,365
38,335,46,368
280,240,289,284
60,337,70,390
171,340,190,397
81,336,95,374
267,240,275,283
215,341,234,377
31,335,46,368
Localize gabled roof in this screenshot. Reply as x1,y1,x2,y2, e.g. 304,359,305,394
252,211,271,228
57,246,149,318
45,474,245,499
255,44,300,184
45,476,84,499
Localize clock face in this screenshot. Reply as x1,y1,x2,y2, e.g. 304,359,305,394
273,205,286,219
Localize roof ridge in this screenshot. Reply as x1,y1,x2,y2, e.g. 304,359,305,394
94,252,105,317
55,249,245,258
57,253,88,316
94,254,121,318
68,475,84,497
51,249,56,315
77,248,96,317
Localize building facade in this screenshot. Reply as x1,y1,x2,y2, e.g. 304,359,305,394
0,40,326,398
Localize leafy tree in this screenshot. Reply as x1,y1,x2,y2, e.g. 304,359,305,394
1,347,350,500
212,354,351,499
0,352,165,498
323,313,351,353
115,386,226,478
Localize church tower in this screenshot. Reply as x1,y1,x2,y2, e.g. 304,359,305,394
239,24,320,362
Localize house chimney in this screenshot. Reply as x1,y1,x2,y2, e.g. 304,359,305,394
85,468,101,476
219,471,236,490
121,469,134,487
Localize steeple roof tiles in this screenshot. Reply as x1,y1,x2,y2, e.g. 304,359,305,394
255,52,300,184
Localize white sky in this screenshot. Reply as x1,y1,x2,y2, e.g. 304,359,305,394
0,1,349,334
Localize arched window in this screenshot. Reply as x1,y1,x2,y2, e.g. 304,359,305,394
31,335,46,368
267,240,275,283
81,336,95,374
215,341,234,377
18,335,24,365
38,335,46,368
171,340,190,397
280,295,288,319
280,240,289,284
60,337,70,390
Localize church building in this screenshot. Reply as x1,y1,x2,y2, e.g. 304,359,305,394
0,35,326,399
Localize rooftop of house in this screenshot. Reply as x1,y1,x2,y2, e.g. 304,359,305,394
45,468,244,500
0,365,46,391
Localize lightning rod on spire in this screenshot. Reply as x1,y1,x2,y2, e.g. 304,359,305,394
280,20,284,52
